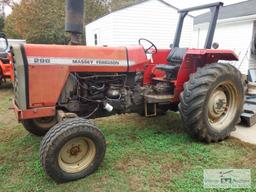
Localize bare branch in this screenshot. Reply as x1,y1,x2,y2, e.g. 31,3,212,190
1,0,16,7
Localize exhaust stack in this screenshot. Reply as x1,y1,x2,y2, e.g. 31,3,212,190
65,0,84,45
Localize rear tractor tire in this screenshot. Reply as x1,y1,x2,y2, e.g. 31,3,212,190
40,118,106,183
0,68,3,86
22,116,57,136
179,63,244,143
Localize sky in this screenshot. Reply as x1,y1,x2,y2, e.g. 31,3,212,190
165,0,246,8
164,0,247,15
3,0,248,16
2,0,20,16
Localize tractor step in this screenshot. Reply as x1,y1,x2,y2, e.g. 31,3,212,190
144,94,174,104
240,96,256,127
240,112,256,127
143,94,174,117
144,103,157,117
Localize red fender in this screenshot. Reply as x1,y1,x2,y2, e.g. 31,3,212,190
174,49,238,101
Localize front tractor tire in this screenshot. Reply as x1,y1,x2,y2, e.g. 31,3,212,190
40,118,106,183
179,63,244,143
22,116,57,136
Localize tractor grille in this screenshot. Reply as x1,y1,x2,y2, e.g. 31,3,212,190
12,51,19,105
12,45,28,110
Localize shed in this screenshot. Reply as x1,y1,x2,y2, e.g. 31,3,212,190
193,0,256,74
85,0,193,48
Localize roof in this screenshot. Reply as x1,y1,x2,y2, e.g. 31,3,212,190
110,0,179,13
87,0,188,25
194,0,256,25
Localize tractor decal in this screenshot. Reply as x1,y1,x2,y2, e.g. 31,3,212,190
27,56,130,66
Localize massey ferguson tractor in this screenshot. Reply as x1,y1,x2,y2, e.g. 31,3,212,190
0,33,13,86
12,1,244,182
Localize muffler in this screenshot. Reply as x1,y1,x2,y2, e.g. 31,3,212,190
65,0,84,45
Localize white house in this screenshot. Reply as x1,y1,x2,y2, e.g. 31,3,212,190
193,0,256,74
86,0,256,75
85,0,194,48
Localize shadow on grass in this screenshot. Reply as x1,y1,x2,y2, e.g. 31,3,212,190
0,81,13,90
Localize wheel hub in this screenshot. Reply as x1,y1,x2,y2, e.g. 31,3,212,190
207,81,238,132
70,145,82,156
208,89,227,119
58,137,96,173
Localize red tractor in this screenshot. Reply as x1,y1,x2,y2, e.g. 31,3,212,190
0,33,13,86
12,1,244,182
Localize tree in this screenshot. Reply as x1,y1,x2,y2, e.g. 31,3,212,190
0,16,4,32
109,0,143,11
4,0,108,44
85,0,109,23
3,0,143,43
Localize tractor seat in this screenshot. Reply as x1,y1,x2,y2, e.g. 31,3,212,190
0,52,9,64
155,48,187,80
0,52,8,58
167,47,187,65
156,64,180,80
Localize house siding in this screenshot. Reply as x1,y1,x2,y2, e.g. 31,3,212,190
86,14,114,46
193,20,254,74
86,0,193,48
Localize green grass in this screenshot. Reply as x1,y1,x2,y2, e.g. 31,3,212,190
0,82,256,192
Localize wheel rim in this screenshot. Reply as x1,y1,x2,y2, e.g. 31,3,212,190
207,81,238,131
33,117,57,129
58,137,96,173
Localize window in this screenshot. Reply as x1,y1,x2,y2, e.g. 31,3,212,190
94,34,98,45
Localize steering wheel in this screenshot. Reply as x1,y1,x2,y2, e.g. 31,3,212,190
139,38,158,54
0,32,8,52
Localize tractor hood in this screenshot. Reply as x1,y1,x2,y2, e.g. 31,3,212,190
12,44,148,110
22,44,147,72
